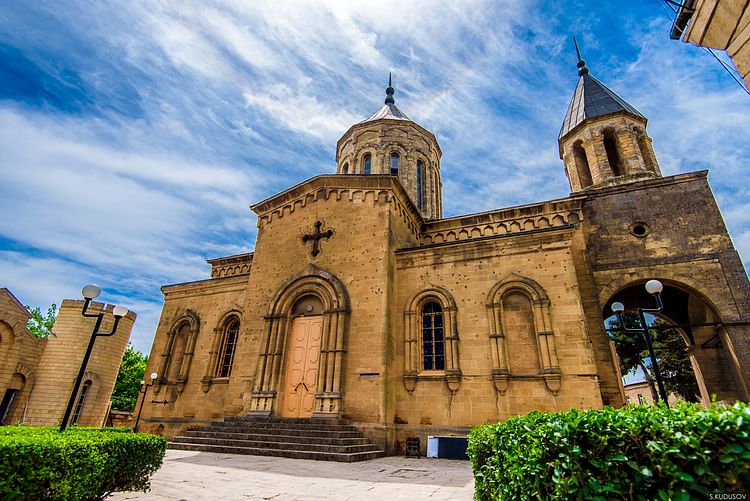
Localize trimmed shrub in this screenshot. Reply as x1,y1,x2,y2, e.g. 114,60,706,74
0,426,167,501
468,402,750,500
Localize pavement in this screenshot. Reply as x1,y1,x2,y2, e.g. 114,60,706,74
110,449,475,501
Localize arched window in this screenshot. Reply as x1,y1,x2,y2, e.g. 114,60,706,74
71,380,92,425
363,154,371,175
156,312,199,396
342,162,349,174
416,160,425,209
603,129,624,176
215,318,239,378
422,302,445,371
390,152,400,176
167,323,189,382
573,140,592,188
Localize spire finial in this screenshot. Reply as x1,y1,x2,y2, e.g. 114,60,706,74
573,37,589,77
385,72,395,105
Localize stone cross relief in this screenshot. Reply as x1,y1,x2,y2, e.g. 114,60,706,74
302,220,334,257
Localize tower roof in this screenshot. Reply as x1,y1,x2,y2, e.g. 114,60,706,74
361,74,411,123
559,45,645,140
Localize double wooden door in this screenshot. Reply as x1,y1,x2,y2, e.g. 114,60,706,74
280,316,323,418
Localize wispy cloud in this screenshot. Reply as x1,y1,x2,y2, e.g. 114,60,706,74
1,0,748,354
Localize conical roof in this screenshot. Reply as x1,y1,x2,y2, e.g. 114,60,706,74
559,50,645,139
362,102,410,122
361,73,411,123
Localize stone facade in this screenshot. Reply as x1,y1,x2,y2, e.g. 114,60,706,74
138,74,750,455
0,289,135,427
672,0,750,89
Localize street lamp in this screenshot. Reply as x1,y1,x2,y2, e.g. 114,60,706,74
60,285,129,431
611,279,669,406
134,372,158,432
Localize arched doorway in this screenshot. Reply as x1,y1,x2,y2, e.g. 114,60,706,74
249,265,350,419
603,280,743,405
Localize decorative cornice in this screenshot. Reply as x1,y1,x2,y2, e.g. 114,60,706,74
421,196,584,246
207,252,253,278
250,175,424,239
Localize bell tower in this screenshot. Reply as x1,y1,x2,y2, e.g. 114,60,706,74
559,41,661,192
335,75,443,220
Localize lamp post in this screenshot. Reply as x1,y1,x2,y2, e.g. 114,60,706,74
611,279,670,406
134,372,158,432
60,284,129,431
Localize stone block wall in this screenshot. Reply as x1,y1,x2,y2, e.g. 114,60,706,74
24,300,135,426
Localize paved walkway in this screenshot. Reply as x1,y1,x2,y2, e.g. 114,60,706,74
111,450,475,501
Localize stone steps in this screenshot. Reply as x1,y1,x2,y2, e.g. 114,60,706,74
168,416,385,462
183,430,371,446
202,425,363,438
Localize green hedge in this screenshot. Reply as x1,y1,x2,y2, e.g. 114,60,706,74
468,402,750,500
0,426,167,501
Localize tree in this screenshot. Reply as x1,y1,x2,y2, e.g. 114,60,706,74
25,303,57,338
110,344,148,412
607,314,700,402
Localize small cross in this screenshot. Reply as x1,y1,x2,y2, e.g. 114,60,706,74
302,220,333,257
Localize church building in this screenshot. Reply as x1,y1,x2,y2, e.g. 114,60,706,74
139,55,750,458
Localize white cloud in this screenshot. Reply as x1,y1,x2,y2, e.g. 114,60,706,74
1,0,749,356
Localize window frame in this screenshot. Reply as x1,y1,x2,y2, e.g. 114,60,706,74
363,154,372,175
421,301,445,372
71,380,92,426
215,318,240,378
390,152,400,176
416,160,425,209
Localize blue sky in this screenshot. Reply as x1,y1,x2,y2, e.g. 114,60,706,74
1,1,749,355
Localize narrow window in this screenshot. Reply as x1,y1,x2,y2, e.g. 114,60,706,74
0,390,17,424
363,154,371,175
71,380,92,425
637,393,645,405
216,319,239,378
390,152,400,176
637,134,655,173
422,302,445,370
603,129,624,176
416,160,425,210
573,140,592,188
342,162,349,174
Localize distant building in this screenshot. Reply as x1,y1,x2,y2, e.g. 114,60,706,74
623,380,680,406
671,0,750,89
0,288,135,426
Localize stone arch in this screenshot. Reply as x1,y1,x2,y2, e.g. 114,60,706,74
486,274,561,395
155,310,200,396
572,139,593,189
70,370,102,426
602,127,624,176
1,364,34,425
250,264,350,418
384,142,407,176
0,320,14,354
601,278,749,403
359,149,375,175
403,286,461,394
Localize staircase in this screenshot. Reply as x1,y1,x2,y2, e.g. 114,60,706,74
168,416,385,462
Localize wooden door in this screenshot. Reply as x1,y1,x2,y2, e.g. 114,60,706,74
280,316,323,418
